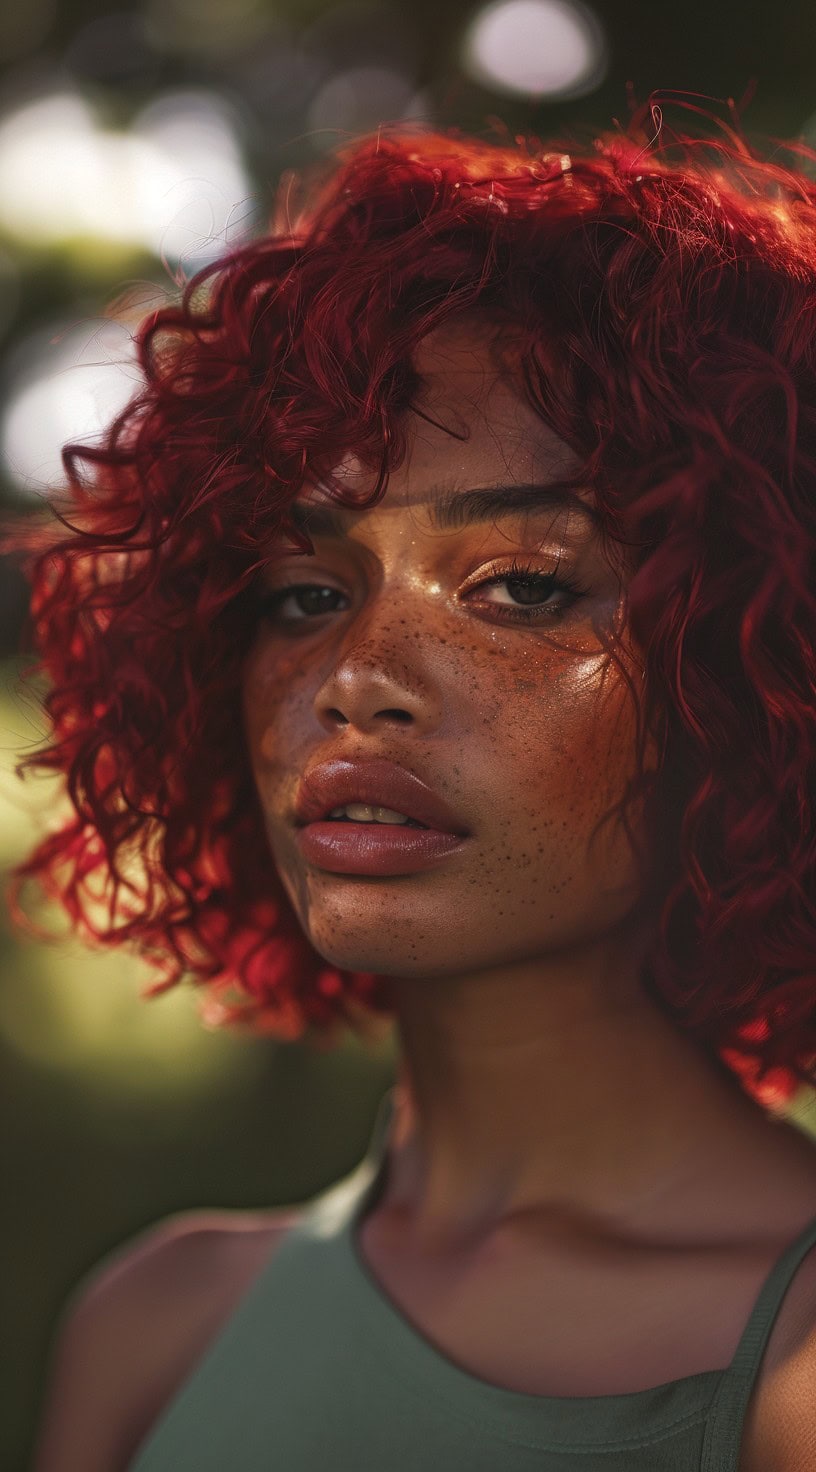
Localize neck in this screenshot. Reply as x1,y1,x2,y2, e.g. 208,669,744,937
380,954,775,1254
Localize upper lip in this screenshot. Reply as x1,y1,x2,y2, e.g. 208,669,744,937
293,759,470,835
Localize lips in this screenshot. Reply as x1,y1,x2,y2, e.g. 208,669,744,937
293,759,470,835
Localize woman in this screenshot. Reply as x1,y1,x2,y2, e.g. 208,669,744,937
10,101,816,1469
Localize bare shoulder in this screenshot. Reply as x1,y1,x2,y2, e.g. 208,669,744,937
32,1207,299,1472
737,1218,816,1471
735,1126,816,1471
134,1206,299,1294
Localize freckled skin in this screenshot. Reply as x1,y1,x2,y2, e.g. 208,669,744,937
243,319,640,980
241,314,802,1254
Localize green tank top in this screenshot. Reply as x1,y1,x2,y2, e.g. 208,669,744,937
126,1088,816,1470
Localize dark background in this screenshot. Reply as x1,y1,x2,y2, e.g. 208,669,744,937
2,2,816,1467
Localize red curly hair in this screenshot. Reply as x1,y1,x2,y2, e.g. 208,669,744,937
3,96,816,1112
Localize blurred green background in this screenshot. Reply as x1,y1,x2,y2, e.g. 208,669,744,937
3,0,816,1467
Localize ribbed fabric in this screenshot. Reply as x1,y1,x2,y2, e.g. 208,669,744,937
127,1089,816,1470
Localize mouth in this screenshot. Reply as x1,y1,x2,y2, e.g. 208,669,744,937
294,817,470,876
319,805,428,830
292,760,470,837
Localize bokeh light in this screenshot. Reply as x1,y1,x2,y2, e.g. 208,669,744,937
0,86,255,265
129,89,258,266
306,65,429,141
226,30,329,129
462,0,608,100
0,315,143,497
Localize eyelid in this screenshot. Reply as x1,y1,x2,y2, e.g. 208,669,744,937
458,552,564,593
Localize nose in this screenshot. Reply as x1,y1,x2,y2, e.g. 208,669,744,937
313,636,445,737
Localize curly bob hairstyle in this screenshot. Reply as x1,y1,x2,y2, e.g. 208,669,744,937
3,97,816,1112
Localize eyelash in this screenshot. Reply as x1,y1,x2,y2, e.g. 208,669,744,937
255,556,589,630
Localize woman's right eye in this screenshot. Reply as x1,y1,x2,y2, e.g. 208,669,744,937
256,584,346,625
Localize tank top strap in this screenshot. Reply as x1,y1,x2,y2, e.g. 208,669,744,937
700,1207,816,1470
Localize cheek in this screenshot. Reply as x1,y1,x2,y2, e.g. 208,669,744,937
240,641,302,766
494,660,642,862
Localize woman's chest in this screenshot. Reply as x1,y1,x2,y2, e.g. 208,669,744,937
356,1208,816,1468
358,1211,768,1392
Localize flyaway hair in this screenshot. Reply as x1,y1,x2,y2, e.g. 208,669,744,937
2,94,816,1110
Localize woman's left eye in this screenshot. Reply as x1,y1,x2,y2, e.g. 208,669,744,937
255,558,589,629
468,558,590,623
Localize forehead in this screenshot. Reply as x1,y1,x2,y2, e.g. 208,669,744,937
295,316,590,522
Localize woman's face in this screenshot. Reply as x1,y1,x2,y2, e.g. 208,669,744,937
241,317,649,984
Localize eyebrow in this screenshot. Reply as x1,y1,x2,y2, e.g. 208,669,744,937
288,483,601,537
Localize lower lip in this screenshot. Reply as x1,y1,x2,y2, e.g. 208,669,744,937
294,821,470,875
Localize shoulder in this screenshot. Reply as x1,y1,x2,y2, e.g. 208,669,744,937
739,1297,816,1471
738,1193,816,1471
33,1208,298,1472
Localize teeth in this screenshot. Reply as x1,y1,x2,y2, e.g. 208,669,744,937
327,802,422,826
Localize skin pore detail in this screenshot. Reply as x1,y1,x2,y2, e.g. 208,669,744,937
240,312,814,1265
